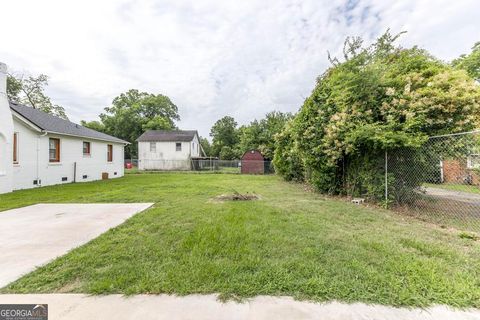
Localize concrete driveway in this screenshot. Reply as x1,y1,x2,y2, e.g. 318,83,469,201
425,187,480,205
0,203,153,287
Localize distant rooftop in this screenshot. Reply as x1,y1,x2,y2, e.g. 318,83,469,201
10,102,128,144
136,130,198,142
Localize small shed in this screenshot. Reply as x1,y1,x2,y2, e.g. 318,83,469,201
241,150,264,174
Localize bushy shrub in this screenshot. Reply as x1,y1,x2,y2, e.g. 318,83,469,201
273,121,304,181
274,31,480,201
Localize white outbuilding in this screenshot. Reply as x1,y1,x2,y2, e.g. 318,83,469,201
0,62,128,194
136,130,204,170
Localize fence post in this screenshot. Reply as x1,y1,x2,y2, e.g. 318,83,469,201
384,150,388,208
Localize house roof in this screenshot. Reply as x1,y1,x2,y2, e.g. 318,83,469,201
10,102,128,144
136,130,198,142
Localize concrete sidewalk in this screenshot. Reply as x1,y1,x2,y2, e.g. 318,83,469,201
0,294,479,320
0,203,154,287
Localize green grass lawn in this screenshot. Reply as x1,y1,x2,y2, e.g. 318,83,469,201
425,183,480,194
1,173,480,308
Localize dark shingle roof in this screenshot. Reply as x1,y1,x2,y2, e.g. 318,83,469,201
10,102,128,144
136,130,198,142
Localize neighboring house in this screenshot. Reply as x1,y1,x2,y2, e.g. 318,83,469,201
137,130,204,170
442,155,480,186
0,62,128,194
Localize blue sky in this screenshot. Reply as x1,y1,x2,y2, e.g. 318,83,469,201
1,0,479,138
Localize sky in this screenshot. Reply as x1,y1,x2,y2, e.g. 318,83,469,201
1,0,479,138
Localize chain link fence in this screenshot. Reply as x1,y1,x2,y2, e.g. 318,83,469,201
125,159,274,174
387,131,480,232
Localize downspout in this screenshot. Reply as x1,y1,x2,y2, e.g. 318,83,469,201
73,162,77,183
37,131,47,186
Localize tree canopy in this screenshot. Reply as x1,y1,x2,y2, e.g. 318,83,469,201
208,112,292,159
7,73,67,119
237,111,293,159
80,120,106,133
86,89,179,158
209,116,239,159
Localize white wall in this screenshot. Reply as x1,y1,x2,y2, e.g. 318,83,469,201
12,117,125,191
138,134,200,170
0,62,13,194
191,134,200,158
11,119,38,190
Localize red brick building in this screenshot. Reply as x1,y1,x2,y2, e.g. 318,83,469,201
442,158,480,185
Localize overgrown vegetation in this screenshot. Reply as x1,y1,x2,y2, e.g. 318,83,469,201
274,31,480,201
1,173,480,307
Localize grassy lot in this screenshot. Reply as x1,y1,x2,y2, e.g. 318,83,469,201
1,173,480,308
425,183,480,194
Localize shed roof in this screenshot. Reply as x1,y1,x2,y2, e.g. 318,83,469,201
10,102,128,144
136,130,198,142
241,149,265,160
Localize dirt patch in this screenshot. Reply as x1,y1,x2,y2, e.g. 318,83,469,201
57,278,83,293
212,191,259,202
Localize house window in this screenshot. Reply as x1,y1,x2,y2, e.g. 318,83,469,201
13,133,18,164
49,138,60,162
83,141,91,156
150,142,156,152
176,142,182,151
107,144,113,162
467,154,480,169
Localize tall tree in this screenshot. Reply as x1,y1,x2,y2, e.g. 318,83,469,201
452,42,480,80
7,73,67,119
209,116,239,158
98,89,179,158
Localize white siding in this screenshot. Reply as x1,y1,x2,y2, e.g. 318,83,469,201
191,134,201,157
11,117,125,191
0,63,13,193
11,119,38,190
138,133,201,170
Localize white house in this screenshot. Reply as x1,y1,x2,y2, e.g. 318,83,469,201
137,130,204,170
0,62,128,194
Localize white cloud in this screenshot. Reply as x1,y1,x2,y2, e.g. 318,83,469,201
1,0,478,138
